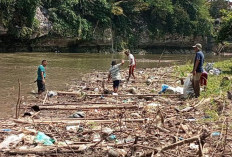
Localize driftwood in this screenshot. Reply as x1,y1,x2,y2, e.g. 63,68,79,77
13,118,145,125
58,91,181,97
21,104,139,110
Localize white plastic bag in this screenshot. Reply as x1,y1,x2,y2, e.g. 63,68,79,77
183,75,194,98
0,134,25,150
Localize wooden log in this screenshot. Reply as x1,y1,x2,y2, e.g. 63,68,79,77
57,91,181,97
13,118,145,125
21,104,138,110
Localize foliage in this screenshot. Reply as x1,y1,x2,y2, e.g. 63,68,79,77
176,59,232,98
0,0,213,44
217,10,232,42
209,0,230,19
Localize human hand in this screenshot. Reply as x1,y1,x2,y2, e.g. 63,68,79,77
42,79,45,84
192,71,196,75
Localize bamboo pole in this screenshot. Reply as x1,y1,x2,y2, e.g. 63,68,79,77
13,118,145,125
15,79,21,119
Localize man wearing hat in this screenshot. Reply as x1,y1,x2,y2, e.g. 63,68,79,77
192,43,204,98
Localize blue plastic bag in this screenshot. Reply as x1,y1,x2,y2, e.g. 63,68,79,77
35,131,54,145
158,84,169,94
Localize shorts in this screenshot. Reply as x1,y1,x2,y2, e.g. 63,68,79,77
113,80,120,88
129,65,136,74
37,80,45,92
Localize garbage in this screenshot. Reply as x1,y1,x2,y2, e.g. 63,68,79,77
94,88,99,93
131,113,141,118
146,79,152,85
128,87,137,94
209,68,221,75
48,91,57,97
147,103,160,108
205,63,214,72
34,131,54,146
183,75,194,98
70,111,85,118
0,129,12,132
102,127,114,135
189,143,199,150
212,132,220,136
107,134,117,141
112,92,118,96
31,105,40,112
158,84,169,94
108,148,127,157
159,84,183,94
0,134,25,149
93,133,101,142
66,125,79,132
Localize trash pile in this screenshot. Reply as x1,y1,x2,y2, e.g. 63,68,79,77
0,66,231,156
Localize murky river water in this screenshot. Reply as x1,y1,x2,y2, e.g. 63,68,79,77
0,52,231,118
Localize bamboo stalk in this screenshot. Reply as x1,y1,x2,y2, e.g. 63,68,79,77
16,79,21,119
13,118,145,125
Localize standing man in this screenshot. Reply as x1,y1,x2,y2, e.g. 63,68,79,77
124,49,136,81
192,43,204,98
108,60,124,94
37,60,47,94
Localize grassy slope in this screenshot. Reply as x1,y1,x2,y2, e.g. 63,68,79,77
175,59,232,98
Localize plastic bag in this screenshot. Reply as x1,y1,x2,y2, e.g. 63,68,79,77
0,133,25,150
183,75,194,98
35,132,54,146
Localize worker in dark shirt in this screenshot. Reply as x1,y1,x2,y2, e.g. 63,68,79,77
192,43,204,98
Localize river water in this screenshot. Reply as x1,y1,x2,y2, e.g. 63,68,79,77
0,53,230,118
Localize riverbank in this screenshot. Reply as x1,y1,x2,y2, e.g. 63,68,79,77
0,59,232,156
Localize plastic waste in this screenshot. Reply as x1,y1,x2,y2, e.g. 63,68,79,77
108,134,117,141
0,129,12,132
102,127,114,135
94,88,99,92
48,91,57,97
183,75,194,98
128,88,137,94
212,132,220,136
147,103,160,107
187,118,197,122
70,111,85,118
190,143,199,150
209,68,221,75
112,92,118,96
158,84,169,94
66,125,79,132
0,133,25,149
35,132,54,146
205,63,214,72
93,133,101,142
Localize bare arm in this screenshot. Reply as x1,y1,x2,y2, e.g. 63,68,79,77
107,72,111,82
121,60,125,65
41,71,45,84
193,60,200,75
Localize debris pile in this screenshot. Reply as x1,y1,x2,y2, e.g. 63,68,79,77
0,66,231,156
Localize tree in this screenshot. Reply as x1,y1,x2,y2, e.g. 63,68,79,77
217,10,232,42
209,0,230,19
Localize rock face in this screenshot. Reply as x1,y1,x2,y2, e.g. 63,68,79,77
32,7,52,39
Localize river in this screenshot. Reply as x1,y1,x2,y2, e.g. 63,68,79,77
0,52,231,118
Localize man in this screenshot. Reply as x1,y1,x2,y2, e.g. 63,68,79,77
37,60,47,94
192,43,204,98
124,50,136,81
108,60,124,94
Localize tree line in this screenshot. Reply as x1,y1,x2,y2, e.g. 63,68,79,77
0,0,231,48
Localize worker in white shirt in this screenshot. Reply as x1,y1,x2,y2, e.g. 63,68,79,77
124,49,136,81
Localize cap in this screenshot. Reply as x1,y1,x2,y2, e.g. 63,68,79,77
192,43,202,50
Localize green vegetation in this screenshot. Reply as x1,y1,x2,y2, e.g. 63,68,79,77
217,10,232,42
176,59,232,98
0,0,214,48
